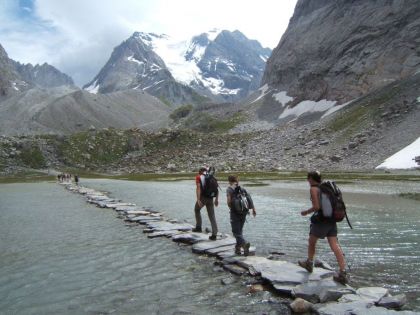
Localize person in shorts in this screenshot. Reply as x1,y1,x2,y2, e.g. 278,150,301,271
298,171,348,284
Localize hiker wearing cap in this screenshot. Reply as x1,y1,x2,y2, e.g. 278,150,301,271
226,175,256,256
298,171,348,284
192,166,219,240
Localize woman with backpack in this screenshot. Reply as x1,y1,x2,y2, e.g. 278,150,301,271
226,175,256,256
298,171,348,284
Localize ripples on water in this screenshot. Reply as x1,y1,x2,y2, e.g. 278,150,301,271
0,179,419,313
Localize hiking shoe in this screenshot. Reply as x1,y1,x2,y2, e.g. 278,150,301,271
243,242,251,256
234,246,241,255
298,259,313,273
192,227,202,233
333,270,348,285
209,235,217,241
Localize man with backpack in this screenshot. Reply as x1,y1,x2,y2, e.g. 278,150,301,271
298,171,349,284
193,166,219,240
226,175,256,255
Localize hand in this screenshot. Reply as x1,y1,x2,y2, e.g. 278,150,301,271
214,199,219,207
252,209,256,217
301,210,308,216
197,200,203,207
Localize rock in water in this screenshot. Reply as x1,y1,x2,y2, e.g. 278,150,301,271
290,298,313,313
376,294,407,310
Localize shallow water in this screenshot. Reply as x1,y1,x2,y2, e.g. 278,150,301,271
0,178,419,313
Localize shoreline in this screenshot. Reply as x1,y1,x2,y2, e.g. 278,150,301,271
1,169,420,184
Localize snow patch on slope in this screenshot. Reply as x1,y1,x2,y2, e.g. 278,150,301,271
85,80,100,94
279,99,337,119
321,101,353,118
273,91,293,106
376,137,420,169
127,55,144,66
251,84,270,103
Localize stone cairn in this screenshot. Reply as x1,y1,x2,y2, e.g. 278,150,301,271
62,182,418,315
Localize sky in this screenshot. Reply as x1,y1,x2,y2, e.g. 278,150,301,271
0,0,297,86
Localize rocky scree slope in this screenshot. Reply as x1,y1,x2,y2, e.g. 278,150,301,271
1,73,418,175
257,0,420,123
0,43,171,135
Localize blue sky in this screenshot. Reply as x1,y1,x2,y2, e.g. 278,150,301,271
0,0,297,86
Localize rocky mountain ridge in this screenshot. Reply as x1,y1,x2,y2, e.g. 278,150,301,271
84,29,271,105
0,43,75,99
257,0,420,124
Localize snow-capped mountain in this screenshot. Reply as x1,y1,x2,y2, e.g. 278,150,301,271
84,29,271,104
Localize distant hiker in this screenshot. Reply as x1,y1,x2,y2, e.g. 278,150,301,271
298,171,348,284
74,175,79,185
226,175,256,256
193,166,219,240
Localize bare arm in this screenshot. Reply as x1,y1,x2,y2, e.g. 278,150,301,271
196,182,203,207
301,187,320,216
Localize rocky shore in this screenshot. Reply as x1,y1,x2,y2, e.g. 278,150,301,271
62,182,419,314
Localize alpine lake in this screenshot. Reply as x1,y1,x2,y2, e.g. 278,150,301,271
0,171,419,314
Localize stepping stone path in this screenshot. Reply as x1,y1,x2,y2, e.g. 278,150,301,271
62,183,420,314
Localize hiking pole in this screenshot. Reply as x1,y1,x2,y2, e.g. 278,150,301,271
337,237,351,272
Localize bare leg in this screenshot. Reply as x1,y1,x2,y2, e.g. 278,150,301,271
327,236,346,271
308,234,318,261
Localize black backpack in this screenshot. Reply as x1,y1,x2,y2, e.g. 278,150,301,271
201,173,219,198
319,181,352,228
231,186,253,215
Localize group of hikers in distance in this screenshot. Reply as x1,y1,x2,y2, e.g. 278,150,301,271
57,173,79,185
193,166,350,284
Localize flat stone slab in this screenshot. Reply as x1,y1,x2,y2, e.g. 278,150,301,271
222,264,248,275
126,215,162,223
235,256,334,286
192,236,237,254
377,294,407,309
315,301,420,315
172,232,213,244
292,278,355,303
356,287,389,302
145,221,193,232
115,206,140,212
105,202,136,209
124,210,151,216
147,230,183,238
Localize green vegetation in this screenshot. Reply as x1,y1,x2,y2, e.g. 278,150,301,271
19,146,46,168
184,112,245,133
399,193,420,201
169,104,193,121
158,96,172,107
57,129,130,166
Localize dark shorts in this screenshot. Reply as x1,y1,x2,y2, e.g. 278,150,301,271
310,221,338,239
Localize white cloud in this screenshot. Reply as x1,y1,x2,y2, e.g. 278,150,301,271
0,0,297,86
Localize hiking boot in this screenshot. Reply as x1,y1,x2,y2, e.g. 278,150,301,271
192,227,202,233
298,259,313,273
234,246,241,255
243,242,251,256
209,235,217,241
333,270,348,285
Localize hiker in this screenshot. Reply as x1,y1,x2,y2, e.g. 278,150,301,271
74,175,79,185
226,175,256,256
298,171,348,284
192,166,219,240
